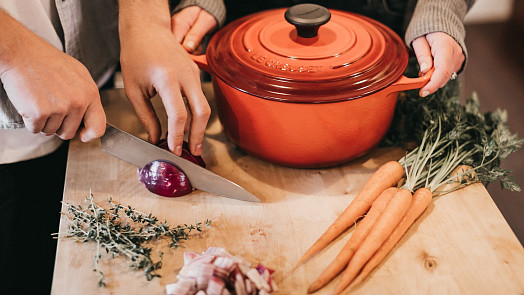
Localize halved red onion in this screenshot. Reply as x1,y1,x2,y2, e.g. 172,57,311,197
138,140,206,198
138,160,193,197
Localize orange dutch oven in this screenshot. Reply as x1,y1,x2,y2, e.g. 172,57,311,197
192,3,431,168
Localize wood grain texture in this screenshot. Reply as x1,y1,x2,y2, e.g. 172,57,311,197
51,85,524,295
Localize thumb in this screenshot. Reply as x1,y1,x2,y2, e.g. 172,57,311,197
171,7,200,43
182,11,217,52
78,99,106,142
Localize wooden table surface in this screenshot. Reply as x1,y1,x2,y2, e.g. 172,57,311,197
52,84,524,295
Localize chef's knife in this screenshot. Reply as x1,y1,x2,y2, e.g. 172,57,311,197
100,123,260,202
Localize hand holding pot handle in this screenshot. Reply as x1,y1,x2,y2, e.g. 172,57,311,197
412,32,465,97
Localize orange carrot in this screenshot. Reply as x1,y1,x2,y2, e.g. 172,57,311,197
297,161,404,266
348,187,433,288
334,188,412,295
307,187,399,293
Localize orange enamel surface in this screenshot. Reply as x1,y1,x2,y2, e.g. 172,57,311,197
212,78,398,168
205,8,409,103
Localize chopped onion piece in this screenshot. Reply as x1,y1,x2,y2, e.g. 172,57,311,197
166,247,276,295
206,276,225,295
234,273,247,295
166,278,197,295
184,252,199,264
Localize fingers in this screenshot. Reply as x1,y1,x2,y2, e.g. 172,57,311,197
21,98,86,140
21,111,46,134
413,32,465,97
155,68,210,156
412,36,438,97
125,85,162,144
41,114,66,135
49,98,85,139
422,48,453,96
156,80,189,156
171,6,199,43
55,113,83,140
182,10,216,52
171,6,217,52
412,36,433,75
183,83,211,156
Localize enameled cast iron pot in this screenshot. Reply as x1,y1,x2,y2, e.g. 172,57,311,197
191,4,432,168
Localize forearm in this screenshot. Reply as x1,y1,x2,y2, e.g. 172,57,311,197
0,10,32,74
405,0,476,60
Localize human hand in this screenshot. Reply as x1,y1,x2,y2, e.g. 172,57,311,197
119,10,210,156
0,15,105,142
171,6,217,53
412,32,465,97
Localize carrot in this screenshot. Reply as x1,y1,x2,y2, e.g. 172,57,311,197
307,187,399,293
297,161,404,266
334,188,412,295
349,187,433,289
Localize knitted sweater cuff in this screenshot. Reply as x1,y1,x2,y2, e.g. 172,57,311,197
405,0,475,71
172,0,226,28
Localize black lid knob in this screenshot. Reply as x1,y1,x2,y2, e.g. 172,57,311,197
284,3,331,38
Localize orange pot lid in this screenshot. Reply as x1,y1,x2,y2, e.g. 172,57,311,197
206,4,409,103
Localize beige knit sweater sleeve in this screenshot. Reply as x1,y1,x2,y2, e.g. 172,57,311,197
172,0,226,28
405,0,476,62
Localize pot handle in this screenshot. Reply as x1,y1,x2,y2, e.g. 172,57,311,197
189,53,211,73
387,67,435,94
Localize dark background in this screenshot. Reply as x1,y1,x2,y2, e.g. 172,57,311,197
462,1,524,244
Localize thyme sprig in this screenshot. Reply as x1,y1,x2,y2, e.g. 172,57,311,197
55,191,211,287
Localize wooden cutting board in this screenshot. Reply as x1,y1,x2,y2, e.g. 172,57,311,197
51,85,524,295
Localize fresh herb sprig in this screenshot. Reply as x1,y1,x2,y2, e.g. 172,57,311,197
55,192,211,287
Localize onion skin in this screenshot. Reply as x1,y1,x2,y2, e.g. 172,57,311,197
138,140,207,198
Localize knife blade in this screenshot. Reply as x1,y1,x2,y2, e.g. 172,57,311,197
100,123,260,202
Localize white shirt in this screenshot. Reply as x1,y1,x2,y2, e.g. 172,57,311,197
0,0,64,164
